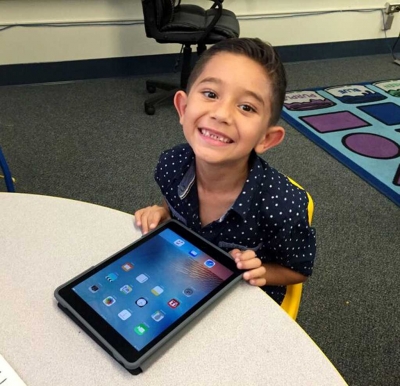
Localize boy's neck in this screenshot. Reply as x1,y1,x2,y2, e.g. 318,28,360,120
195,157,249,194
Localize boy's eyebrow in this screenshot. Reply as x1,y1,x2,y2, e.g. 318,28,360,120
198,77,222,86
198,77,265,106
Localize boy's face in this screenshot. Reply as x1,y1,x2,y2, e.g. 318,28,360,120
174,52,284,167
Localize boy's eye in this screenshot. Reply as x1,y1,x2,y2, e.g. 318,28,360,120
203,91,217,99
239,104,256,113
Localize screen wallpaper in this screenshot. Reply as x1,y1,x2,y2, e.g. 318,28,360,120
73,229,233,351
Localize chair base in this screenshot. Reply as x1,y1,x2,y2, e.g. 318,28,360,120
144,80,180,115
143,44,197,115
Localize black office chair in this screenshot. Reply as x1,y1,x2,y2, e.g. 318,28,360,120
141,0,240,115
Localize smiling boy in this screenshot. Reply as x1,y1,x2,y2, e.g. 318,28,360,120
135,38,316,304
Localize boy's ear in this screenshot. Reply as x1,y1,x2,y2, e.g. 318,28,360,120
254,126,285,154
174,90,188,124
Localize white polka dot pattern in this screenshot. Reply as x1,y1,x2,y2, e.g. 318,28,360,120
154,144,317,304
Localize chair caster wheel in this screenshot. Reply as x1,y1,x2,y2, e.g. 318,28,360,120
146,84,156,94
145,104,155,115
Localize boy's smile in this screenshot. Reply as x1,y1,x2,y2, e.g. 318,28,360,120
199,127,233,144
174,52,284,168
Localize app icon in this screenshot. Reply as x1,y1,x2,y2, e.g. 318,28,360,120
151,311,165,322
151,286,164,296
105,273,118,282
89,284,100,293
134,324,148,336
183,287,194,297
121,262,134,272
136,274,148,283
118,309,131,321
204,259,215,268
174,239,185,247
103,296,116,306
167,299,180,308
189,250,198,257
135,297,148,307
120,284,132,294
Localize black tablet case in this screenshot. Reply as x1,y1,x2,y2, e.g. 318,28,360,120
57,303,142,375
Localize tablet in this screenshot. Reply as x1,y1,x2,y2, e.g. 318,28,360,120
54,219,242,374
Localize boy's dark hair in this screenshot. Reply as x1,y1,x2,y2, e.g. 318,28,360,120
187,38,287,127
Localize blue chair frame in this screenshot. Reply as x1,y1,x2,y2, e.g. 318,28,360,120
0,147,15,192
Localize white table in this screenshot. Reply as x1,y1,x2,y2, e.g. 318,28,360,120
0,193,347,386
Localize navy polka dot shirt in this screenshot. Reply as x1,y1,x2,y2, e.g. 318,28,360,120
154,144,316,304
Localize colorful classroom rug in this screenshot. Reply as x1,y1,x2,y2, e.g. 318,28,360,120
281,79,400,207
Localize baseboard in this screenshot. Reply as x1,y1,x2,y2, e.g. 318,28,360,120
276,37,397,62
0,38,397,86
0,54,181,87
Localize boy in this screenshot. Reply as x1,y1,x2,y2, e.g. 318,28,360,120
135,38,316,304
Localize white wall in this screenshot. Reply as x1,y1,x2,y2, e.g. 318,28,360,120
0,0,399,65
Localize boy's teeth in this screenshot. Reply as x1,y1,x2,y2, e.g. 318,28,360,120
201,129,232,143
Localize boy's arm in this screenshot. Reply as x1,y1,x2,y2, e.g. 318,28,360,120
261,263,307,286
134,199,171,234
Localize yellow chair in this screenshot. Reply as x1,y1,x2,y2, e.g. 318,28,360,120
281,283,304,320
280,177,314,320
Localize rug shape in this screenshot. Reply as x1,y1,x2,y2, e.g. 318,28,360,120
282,80,400,207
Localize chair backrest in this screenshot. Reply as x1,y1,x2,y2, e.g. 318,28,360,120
141,0,238,46
141,0,176,38
280,177,314,320
288,177,314,225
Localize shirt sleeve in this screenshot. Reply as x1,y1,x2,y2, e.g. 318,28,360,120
276,215,316,276
259,198,317,277
154,149,171,195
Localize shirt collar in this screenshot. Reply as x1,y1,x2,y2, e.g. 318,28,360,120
178,161,196,199
177,150,266,219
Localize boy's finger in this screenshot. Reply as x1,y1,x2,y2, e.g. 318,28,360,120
134,210,143,226
248,278,267,287
143,212,161,234
237,258,262,270
141,222,149,234
229,249,241,261
242,266,266,281
140,212,152,234
239,250,257,261
229,249,241,256
148,212,161,230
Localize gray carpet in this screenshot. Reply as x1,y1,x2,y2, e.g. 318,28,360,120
1,53,399,386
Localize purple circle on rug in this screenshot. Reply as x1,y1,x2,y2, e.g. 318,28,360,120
342,133,400,159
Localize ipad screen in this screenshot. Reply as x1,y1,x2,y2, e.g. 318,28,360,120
72,228,234,351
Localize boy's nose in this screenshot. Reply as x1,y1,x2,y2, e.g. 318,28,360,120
210,101,233,125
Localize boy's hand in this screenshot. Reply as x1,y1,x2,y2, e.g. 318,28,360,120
134,205,171,234
230,249,267,287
